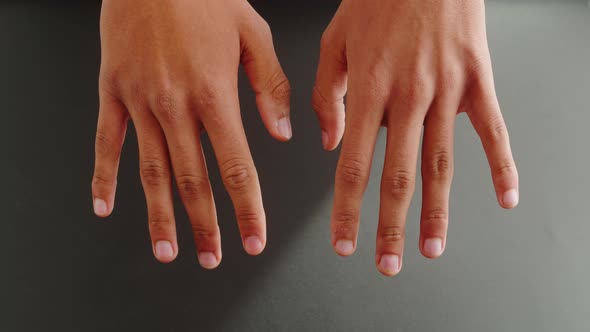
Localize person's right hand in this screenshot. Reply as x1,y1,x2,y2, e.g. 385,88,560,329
92,0,291,268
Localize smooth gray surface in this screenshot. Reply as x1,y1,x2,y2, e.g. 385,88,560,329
2,1,590,332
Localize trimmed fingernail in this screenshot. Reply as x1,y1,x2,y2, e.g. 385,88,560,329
502,189,519,208
423,238,443,258
244,236,264,255
379,254,400,276
334,239,354,256
321,130,329,149
154,240,174,261
93,198,108,216
198,252,218,269
277,117,292,140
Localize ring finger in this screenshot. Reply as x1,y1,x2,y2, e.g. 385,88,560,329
377,96,429,276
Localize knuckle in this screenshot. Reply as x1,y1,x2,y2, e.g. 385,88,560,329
236,209,262,227
125,84,147,110
312,86,335,112
149,212,173,233
95,129,115,156
311,86,325,112
493,161,517,178
399,75,428,107
337,154,369,186
366,80,388,101
194,81,225,109
140,159,168,187
99,71,121,97
424,150,453,180
438,67,463,94
176,174,210,200
380,225,405,244
361,67,389,100
221,158,255,191
153,89,181,122
268,73,291,106
334,211,356,225
482,115,508,143
333,210,357,235
92,172,113,188
257,18,272,38
422,208,448,227
235,208,263,236
190,223,215,242
466,48,492,81
382,168,415,198
311,85,345,115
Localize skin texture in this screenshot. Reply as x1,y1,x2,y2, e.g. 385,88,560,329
92,0,291,268
313,0,519,276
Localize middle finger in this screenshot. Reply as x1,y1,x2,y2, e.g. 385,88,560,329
199,85,267,256
377,89,430,276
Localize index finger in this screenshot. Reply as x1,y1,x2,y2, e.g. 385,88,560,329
198,86,266,256
467,68,519,209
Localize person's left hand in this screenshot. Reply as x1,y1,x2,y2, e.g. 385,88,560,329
312,0,519,276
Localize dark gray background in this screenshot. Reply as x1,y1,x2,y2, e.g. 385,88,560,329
2,1,589,331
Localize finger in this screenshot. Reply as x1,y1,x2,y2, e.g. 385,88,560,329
241,12,292,142
130,108,178,263
331,90,383,257
200,90,266,256
467,69,519,209
420,100,456,259
377,102,426,276
152,97,222,269
92,95,128,217
312,25,347,151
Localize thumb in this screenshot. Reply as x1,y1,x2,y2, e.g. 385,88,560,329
241,12,292,142
312,26,347,151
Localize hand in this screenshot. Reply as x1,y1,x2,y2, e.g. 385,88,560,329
313,0,519,276
92,0,291,268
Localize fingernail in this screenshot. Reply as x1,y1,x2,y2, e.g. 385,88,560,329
93,198,107,216
277,117,292,140
154,240,174,261
379,254,401,276
198,252,218,269
334,239,354,256
502,189,519,208
244,236,264,255
321,130,329,149
423,238,443,257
